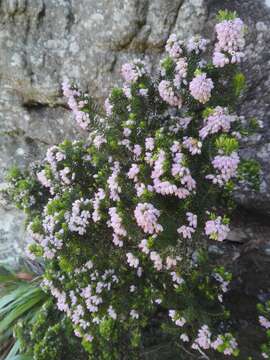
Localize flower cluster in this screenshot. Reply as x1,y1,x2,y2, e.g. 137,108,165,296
108,207,127,247
121,59,146,84
213,15,245,67
187,35,209,54
178,212,197,239
62,81,90,129
134,203,163,235
189,72,214,104
206,152,240,186
205,216,230,242
67,199,91,235
192,325,238,356
158,80,182,107
199,106,237,140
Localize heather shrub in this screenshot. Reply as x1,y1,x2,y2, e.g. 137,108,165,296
6,10,260,359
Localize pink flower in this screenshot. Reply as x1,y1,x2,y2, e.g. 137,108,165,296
183,137,202,155
168,310,186,327
150,251,163,271
177,225,194,239
133,144,142,158
123,128,131,137
62,80,90,129
139,88,148,96
59,167,72,185
67,198,91,235
205,217,229,242
123,84,132,98
165,34,183,58
108,306,117,320
213,18,245,67
127,164,140,181
180,333,189,342
107,162,121,201
173,57,188,89
192,325,212,350
138,239,150,254
166,256,177,269
171,271,184,286
189,72,214,104
199,106,237,139
37,170,51,189
145,137,155,151
187,36,209,54
104,98,113,116
158,80,182,108
186,212,197,228
92,188,106,222
121,59,146,83
206,152,240,186
126,252,139,268
259,316,270,329
134,203,163,234
108,207,127,247
213,51,229,68
93,135,107,149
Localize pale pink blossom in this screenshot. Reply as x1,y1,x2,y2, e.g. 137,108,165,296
121,59,146,83
213,18,245,67
158,80,182,108
187,36,209,54
183,137,202,155
189,72,214,104
150,251,163,271
259,316,270,329
126,252,139,269
134,203,163,234
165,34,183,58
206,152,240,186
199,106,237,139
205,217,230,242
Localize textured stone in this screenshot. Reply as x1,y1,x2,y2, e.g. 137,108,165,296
0,0,270,255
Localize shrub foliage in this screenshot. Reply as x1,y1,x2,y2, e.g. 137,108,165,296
6,10,261,359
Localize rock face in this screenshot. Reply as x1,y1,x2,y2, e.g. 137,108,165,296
0,0,269,253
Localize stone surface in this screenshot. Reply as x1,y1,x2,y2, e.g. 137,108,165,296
0,0,270,255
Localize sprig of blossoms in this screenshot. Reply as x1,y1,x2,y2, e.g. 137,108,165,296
158,80,182,108
206,152,240,186
213,17,245,67
121,59,146,83
62,80,90,129
187,35,209,54
189,72,214,104
67,198,91,235
134,203,163,234
108,207,127,247
199,106,237,139
165,34,183,58
205,215,230,242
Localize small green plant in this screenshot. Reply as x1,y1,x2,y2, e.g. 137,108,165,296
0,262,46,359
